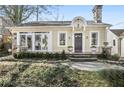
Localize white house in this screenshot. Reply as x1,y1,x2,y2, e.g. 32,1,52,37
107,29,124,57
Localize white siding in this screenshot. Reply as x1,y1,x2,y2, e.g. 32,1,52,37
107,30,119,55
121,38,124,57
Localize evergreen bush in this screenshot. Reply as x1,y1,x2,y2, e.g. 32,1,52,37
111,54,120,61
13,51,67,60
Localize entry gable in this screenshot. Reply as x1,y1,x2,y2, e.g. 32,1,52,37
71,16,87,31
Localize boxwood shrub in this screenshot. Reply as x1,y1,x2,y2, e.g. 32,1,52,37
13,50,67,60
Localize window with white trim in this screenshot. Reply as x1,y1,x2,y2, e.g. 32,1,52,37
20,33,32,51
20,35,26,47
35,32,49,51
91,32,98,46
59,32,66,46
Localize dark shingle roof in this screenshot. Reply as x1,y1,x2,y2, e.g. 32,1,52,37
20,21,71,26
110,29,124,36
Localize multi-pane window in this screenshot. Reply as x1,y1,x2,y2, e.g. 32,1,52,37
20,35,26,46
59,33,66,46
91,32,98,46
27,35,32,50
19,32,49,51
35,33,49,51
20,33,32,51
35,34,41,50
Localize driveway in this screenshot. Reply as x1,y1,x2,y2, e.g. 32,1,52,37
62,62,124,71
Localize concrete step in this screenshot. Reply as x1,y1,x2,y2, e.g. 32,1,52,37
69,55,94,58
69,57,97,62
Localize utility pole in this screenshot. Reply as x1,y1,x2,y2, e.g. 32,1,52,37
36,5,39,21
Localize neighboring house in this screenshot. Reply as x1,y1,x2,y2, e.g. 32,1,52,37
0,16,13,45
108,29,124,57
10,5,112,54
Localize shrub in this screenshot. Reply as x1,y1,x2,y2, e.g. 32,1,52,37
48,53,54,60
99,69,124,87
35,52,41,58
110,54,120,61
13,53,17,58
60,50,67,60
44,52,50,59
0,76,12,87
98,48,111,59
41,65,79,87
13,52,68,60
17,65,79,87
54,52,60,60
0,43,4,50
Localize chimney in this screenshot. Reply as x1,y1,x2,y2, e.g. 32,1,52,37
92,5,103,23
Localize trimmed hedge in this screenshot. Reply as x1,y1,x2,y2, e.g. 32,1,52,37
13,50,67,60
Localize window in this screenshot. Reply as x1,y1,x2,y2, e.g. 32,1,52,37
42,34,48,50
35,34,41,50
35,33,49,51
20,34,33,51
91,32,98,46
58,32,66,46
113,39,116,46
20,35,26,46
27,35,32,50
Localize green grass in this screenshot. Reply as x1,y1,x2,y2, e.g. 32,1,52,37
0,62,123,87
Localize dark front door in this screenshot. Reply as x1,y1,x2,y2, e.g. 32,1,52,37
74,33,82,53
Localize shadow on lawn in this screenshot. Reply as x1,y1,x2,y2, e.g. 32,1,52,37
98,69,124,87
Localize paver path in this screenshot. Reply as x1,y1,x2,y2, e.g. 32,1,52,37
62,62,124,71
0,55,13,61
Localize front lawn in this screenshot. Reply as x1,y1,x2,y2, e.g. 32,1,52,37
0,62,124,87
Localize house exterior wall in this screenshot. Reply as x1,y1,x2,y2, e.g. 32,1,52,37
121,38,124,57
85,27,106,52
11,25,108,53
107,30,119,55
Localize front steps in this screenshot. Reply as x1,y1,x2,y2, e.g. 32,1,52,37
68,53,98,62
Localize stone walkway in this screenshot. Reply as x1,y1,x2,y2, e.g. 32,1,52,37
62,62,124,71
1,55,124,71
0,55,13,61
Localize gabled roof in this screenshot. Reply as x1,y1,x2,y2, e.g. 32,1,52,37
20,21,71,26
110,29,124,36
19,20,111,26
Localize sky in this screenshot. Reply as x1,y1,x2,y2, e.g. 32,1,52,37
46,5,124,29
29,5,124,29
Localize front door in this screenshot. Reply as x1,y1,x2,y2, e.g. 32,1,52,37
74,33,82,53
